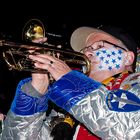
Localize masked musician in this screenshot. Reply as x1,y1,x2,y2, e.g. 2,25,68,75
1,25,140,140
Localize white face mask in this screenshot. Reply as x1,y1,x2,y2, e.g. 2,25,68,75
93,47,125,72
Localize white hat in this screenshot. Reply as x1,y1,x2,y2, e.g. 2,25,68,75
70,26,127,52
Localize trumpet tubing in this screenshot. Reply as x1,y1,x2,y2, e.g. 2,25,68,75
0,40,91,75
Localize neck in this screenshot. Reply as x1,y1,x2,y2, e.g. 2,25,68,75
89,71,114,82
89,69,129,82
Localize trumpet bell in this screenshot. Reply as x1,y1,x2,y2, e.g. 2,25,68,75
22,18,63,46
22,19,45,42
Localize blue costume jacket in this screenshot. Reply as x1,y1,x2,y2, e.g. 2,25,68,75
1,70,140,140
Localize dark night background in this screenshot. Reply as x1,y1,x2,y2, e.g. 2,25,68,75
0,2,140,114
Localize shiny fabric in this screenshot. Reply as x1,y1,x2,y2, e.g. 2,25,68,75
1,111,53,140
50,70,101,111
69,72,140,139
2,71,140,139
11,78,49,115
1,76,67,140
1,78,53,140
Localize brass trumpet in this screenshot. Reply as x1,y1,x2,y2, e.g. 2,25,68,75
0,18,91,75
0,39,91,75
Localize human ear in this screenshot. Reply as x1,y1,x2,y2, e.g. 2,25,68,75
124,51,135,66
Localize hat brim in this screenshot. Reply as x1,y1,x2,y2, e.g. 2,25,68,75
70,27,125,52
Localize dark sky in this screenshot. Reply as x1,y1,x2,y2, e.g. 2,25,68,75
0,1,139,39
0,2,140,45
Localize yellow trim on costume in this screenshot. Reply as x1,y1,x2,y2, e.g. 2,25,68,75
63,115,75,128
102,71,129,85
102,77,114,85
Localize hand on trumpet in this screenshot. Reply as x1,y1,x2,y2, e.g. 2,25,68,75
29,53,72,81
31,37,50,95
30,37,71,95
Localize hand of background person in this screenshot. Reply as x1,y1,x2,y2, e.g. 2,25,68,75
0,113,5,121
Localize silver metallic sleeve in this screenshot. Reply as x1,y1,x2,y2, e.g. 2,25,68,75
1,111,53,140
69,86,140,140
